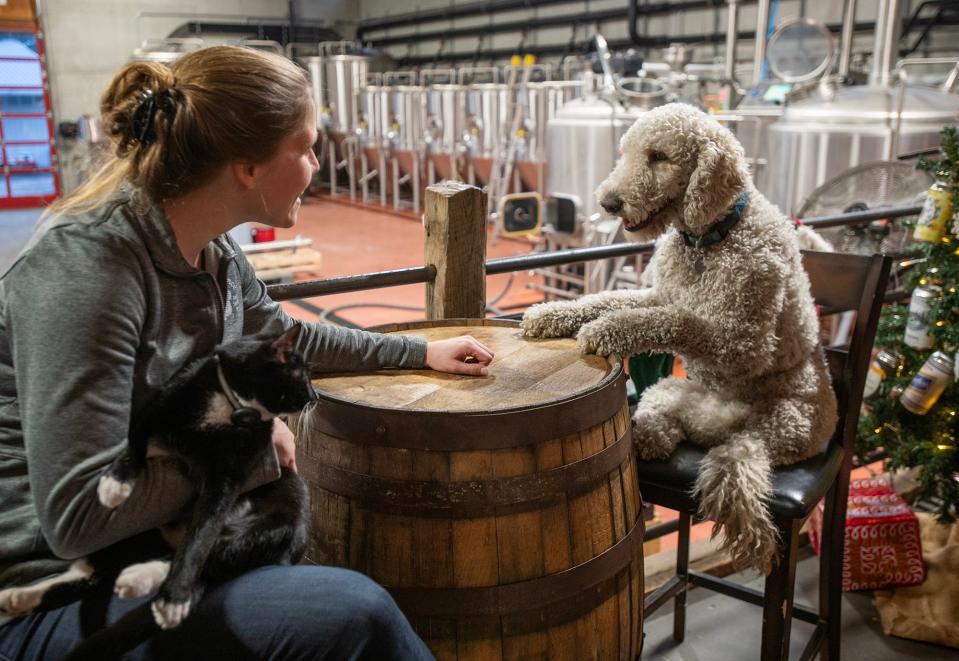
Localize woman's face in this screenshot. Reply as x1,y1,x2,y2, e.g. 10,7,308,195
254,100,320,228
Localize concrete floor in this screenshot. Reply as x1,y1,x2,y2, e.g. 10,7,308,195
643,548,956,660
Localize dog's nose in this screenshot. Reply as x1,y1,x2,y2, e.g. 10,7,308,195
600,194,624,215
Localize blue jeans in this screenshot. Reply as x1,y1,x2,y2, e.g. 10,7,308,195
0,566,434,660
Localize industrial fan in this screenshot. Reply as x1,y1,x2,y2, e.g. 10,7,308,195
797,160,933,261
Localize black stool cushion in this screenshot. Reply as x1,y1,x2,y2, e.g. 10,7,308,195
635,442,844,520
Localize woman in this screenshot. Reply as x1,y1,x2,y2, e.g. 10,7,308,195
0,46,491,659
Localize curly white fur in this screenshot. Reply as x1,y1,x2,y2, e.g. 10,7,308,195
522,103,838,573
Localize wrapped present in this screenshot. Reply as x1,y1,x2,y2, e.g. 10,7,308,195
809,476,925,591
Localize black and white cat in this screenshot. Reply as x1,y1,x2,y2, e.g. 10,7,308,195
0,323,315,659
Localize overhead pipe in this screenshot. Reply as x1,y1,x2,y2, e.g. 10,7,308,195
751,0,771,85
838,0,857,79
395,19,913,67
870,0,904,87
369,8,625,48
364,0,736,43
724,0,740,104
356,0,575,41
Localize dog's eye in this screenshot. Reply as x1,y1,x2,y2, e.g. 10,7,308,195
648,150,668,163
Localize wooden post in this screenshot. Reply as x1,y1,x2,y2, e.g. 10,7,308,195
424,181,487,320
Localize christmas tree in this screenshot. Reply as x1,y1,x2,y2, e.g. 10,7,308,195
857,126,959,522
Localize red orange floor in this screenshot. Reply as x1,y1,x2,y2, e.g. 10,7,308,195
272,196,544,328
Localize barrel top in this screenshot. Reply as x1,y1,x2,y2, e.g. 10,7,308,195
311,320,615,413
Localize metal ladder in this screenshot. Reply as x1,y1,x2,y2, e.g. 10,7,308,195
486,63,534,242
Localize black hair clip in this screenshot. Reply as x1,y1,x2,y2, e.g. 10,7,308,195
131,88,158,146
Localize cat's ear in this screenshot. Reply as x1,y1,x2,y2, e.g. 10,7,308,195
272,323,302,363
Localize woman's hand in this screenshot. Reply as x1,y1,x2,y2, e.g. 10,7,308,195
425,335,494,376
272,418,298,473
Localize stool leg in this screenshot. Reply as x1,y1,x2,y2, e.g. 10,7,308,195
819,473,850,661
672,511,691,642
761,518,800,661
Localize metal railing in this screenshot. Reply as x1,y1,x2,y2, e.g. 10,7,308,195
267,203,923,302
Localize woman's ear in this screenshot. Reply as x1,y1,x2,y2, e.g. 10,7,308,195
682,140,746,233
231,161,259,191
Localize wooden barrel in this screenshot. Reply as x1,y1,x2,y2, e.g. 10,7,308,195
295,319,643,660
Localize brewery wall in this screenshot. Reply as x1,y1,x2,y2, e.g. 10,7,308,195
355,0,956,80
38,1,300,123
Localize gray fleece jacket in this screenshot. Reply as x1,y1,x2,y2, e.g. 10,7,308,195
0,190,426,615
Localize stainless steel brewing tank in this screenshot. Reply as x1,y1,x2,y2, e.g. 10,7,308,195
305,56,330,129
525,81,583,162
324,55,370,134
425,84,469,180
516,81,583,193
390,85,428,152
767,85,959,215
425,84,469,153
358,84,390,151
546,96,647,217
389,85,428,177
466,83,510,157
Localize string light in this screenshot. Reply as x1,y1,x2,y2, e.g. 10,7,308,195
936,320,946,327
874,427,883,434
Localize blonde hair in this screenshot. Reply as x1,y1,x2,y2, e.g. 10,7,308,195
49,46,311,216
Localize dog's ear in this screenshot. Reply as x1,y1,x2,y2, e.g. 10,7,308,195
682,139,747,234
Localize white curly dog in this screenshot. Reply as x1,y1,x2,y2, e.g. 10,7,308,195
522,103,837,573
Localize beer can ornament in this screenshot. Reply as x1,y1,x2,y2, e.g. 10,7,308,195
863,350,904,399
913,179,953,243
904,284,940,349
900,351,955,414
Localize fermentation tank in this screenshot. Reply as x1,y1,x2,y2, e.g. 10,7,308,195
324,54,369,156
765,0,959,214
357,83,391,205
387,84,429,211
425,83,469,182
516,80,582,194
305,56,330,129
547,96,657,218
766,85,959,215
464,82,510,185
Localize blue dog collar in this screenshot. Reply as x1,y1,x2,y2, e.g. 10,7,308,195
680,191,749,250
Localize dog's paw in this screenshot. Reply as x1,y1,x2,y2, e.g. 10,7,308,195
97,474,133,508
521,301,585,338
576,317,631,357
115,561,170,600
0,586,42,616
632,411,682,460
151,596,191,630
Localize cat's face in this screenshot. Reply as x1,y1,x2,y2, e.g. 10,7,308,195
219,324,317,415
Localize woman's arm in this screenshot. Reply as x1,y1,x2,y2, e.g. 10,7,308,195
5,228,207,559
233,241,492,374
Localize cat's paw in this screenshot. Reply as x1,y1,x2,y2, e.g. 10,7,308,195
115,561,170,600
151,597,191,629
0,586,42,616
97,474,133,508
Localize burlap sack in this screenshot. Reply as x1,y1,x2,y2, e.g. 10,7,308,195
873,512,959,649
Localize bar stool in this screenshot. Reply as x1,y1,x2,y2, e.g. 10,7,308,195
636,252,891,660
